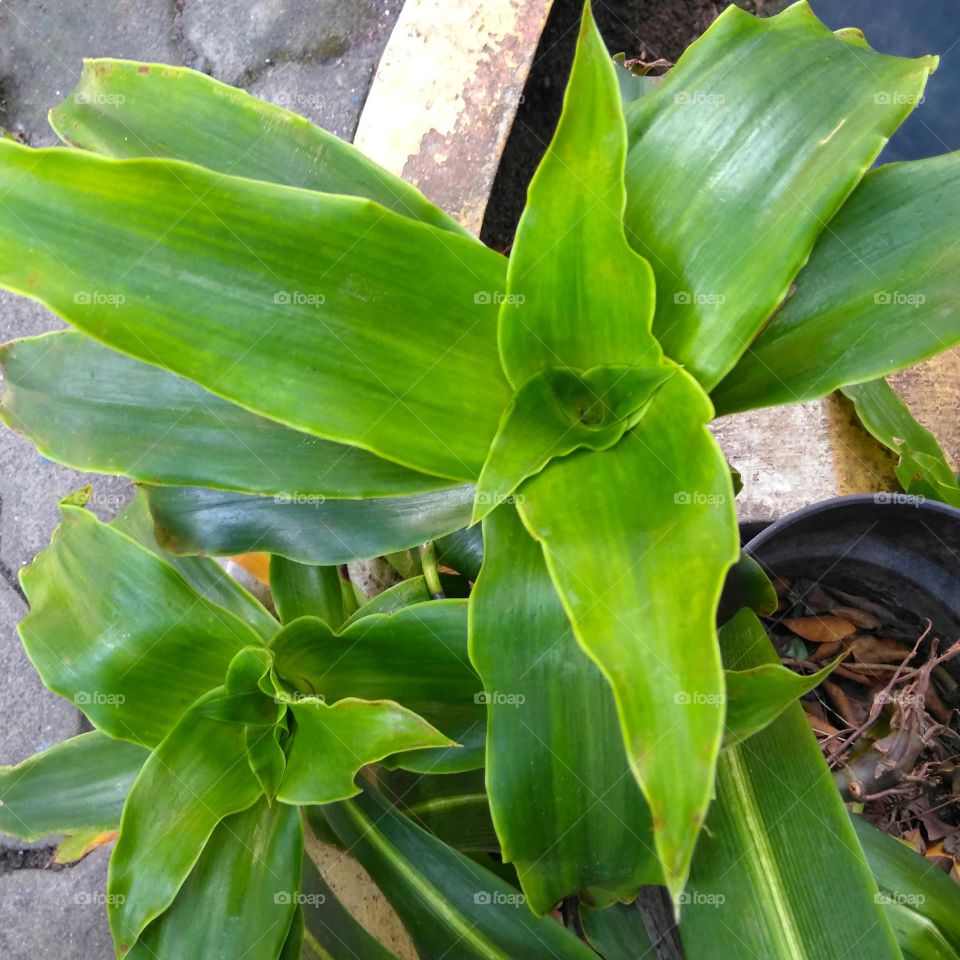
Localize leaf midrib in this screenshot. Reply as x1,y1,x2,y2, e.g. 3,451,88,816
722,746,807,959
344,802,516,960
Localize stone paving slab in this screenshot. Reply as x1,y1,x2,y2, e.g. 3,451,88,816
0,848,113,960
184,0,399,138
0,0,182,147
0,0,399,147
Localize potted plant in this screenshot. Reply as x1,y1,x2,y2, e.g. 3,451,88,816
2,2,960,957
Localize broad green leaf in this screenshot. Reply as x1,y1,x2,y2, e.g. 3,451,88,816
384,548,420,578
900,452,960,506
497,2,661,385
321,787,598,960
128,798,302,960
270,555,347,628
51,58,466,235
579,901,657,960
143,484,476,565
270,602,482,773
623,1,936,389
112,490,278,641
721,610,839,746
246,724,287,801
378,767,497,853
108,689,264,954
435,525,484,581
518,370,738,896
473,365,674,522
469,504,660,912
841,378,960,506
0,140,510,480
0,732,147,841
0,332,451,498
298,854,402,960
713,152,960,413
852,815,960,957
280,910,305,960
718,550,779,623
886,906,960,960
341,576,433,625
216,645,282,727
723,661,837,747
276,698,452,804
679,608,900,959
19,504,260,746
55,830,120,865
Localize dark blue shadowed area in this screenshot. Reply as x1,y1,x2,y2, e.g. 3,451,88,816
811,0,960,162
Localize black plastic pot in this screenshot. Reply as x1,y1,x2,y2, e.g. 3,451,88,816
744,494,960,676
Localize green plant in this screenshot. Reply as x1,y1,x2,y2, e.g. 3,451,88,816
2,1,960,957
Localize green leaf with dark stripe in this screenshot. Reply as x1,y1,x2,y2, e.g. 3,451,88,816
321,787,598,960
144,484,476,565
679,608,900,958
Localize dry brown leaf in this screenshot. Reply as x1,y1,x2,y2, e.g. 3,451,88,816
914,798,956,842
782,616,857,644
827,587,897,626
824,680,861,727
809,640,843,663
904,827,925,854
772,576,791,600
829,605,883,631
923,682,952,724
924,839,954,872
805,712,840,737
849,635,913,664
787,581,835,615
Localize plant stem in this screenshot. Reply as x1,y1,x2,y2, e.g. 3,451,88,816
420,541,445,599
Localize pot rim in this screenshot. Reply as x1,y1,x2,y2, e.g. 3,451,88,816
743,492,960,554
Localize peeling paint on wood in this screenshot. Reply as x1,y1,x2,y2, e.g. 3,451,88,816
354,0,554,235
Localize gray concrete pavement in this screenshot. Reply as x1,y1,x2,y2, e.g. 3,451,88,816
0,848,113,960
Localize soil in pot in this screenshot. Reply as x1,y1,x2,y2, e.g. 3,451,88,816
767,575,960,878
747,495,960,882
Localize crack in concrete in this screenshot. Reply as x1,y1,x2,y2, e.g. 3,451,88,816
0,558,26,606
0,495,28,606
0,846,70,875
